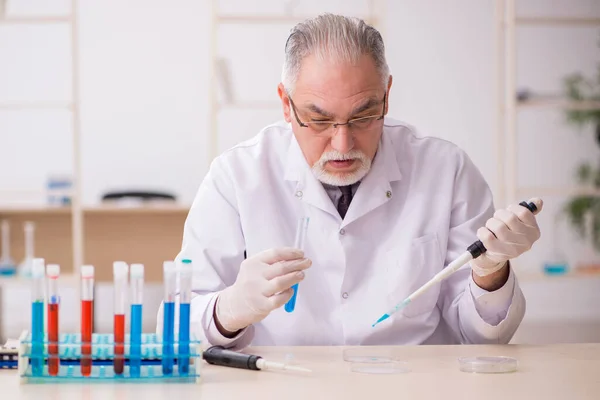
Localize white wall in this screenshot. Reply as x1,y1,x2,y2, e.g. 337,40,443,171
1,0,600,340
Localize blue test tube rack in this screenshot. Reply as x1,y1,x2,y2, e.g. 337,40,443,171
16,331,203,384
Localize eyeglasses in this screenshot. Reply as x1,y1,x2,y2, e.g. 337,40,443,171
287,93,386,134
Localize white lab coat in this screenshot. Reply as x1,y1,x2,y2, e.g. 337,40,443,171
157,117,525,348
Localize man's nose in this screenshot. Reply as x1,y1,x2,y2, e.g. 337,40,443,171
330,125,354,154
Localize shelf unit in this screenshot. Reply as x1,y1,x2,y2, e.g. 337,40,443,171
497,0,600,207
497,1,600,275
0,2,191,281
0,1,83,277
3,1,391,281
207,0,385,161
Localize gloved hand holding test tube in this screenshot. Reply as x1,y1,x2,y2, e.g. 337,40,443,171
372,198,543,327
285,217,310,313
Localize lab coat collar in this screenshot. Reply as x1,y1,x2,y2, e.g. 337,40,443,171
284,127,403,225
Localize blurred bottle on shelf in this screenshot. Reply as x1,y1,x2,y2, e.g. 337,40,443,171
17,221,37,278
576,211,600,274
46,174,72,207
0,220,16,276
543,212,569,275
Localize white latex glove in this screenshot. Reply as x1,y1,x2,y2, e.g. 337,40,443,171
215,247,311,333
470,197,543,276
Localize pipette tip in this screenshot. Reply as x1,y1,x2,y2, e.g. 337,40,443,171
372,313,390,328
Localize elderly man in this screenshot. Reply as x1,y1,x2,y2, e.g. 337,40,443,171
158,13,542,348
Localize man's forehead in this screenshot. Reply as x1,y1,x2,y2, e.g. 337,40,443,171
296,92,383,117
294,54,383,95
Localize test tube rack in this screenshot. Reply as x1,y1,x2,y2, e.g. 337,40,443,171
0,347,18,369
17,330,203,383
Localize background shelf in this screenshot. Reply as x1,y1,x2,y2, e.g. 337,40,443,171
517,99,600,111
516,17,600,26
0,16,71,24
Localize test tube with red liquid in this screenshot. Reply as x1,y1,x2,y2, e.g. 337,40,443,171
80,265,94,376
112,261,128,375
46,264,60,376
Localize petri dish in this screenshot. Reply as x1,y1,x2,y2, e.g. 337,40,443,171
350,361,411,375
343,347,399,363
458,356,518,374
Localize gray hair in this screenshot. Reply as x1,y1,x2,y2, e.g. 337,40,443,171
281,13,390,93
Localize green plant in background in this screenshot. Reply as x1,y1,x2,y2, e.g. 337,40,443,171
563,62,600,251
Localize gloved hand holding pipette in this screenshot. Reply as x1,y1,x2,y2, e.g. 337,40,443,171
215,248,312,334
372,198,543,327
469,198,542,277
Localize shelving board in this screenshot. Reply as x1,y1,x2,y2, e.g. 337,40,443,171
515,17,600,26
0,16,71,24
0,206,72,215
517,99,600,111
82,204,191,215
517,268,600,283
516,186,600,198
217,14,378,25
217,101,281,110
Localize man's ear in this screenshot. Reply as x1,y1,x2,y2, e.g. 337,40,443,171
277,83,292,123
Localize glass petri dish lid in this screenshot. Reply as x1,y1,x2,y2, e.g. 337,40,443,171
350,361,411,374
343,347,400,363
458,356,518,373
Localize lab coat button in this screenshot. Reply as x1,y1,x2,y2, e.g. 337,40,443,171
386,190,392,198
295,191,303,198
342,292,349,299
339,228,345,235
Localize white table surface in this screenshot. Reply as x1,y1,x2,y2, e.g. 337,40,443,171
1,343,599,399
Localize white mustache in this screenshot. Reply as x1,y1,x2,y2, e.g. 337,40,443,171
318,150,367,163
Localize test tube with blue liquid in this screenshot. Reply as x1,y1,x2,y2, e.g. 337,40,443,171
178,259,192,374
30,258,45,376
285,217,309,313
129,263,144,378
162,261,176,375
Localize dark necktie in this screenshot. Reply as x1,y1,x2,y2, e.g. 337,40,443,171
337,185,353,219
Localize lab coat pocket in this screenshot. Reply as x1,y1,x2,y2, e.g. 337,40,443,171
386,233,443,318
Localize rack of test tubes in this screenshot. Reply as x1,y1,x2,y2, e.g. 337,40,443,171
17,258,202,384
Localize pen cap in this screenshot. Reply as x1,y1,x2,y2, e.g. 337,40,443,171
179,259,193,303
130,263,144,305
80,265,95,300
113,261,129,280
180,259,192,276
130,263,144,279
31,258,45,278
46,264,60,278
163,261,177,301
81,265,95,278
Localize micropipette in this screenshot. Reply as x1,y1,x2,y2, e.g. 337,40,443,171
285,217,310,313
202,346,312,373
372,199,542,327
